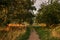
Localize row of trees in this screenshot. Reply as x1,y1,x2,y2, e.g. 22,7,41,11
0,0,36,26
0,0,60,28
36,0,60,27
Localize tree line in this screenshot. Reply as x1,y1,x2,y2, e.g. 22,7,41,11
0,0,60,28
0,0,36,26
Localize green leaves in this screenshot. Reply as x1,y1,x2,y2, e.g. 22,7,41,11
36,0,60,26
0,0,35,26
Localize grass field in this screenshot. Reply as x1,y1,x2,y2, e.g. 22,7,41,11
16,27,31,40
34,26,60,40
0,25,60,40
0,26,31,40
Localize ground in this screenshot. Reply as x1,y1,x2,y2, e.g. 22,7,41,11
28,29,40,40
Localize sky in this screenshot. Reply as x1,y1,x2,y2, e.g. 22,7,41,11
33,0,48,14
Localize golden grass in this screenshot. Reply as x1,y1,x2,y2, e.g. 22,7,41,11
51,25,60,38
0,27,26,40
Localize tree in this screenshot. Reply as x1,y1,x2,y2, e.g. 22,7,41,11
0,0,35,26
36,0,60,28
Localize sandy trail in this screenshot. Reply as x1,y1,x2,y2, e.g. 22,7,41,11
28,29,40,40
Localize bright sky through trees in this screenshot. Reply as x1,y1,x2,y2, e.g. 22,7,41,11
33,0,48,14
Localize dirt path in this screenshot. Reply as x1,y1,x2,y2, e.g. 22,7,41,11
28,29,40,40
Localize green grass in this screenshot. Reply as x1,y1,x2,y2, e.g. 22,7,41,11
16,27,31,40
34,27,60,40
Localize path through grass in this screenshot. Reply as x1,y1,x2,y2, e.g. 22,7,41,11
28,28,40,40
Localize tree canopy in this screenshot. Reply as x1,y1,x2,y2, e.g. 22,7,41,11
0,0,36,26
36,0,60,27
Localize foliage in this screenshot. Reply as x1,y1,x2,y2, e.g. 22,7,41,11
36,0,60,27
0,0,35,26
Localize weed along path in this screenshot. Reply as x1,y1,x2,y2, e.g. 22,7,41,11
28,29,40,40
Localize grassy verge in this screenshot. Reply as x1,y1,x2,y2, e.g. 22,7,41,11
16,27,31,40
34,27,60,40
0,31,8,39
